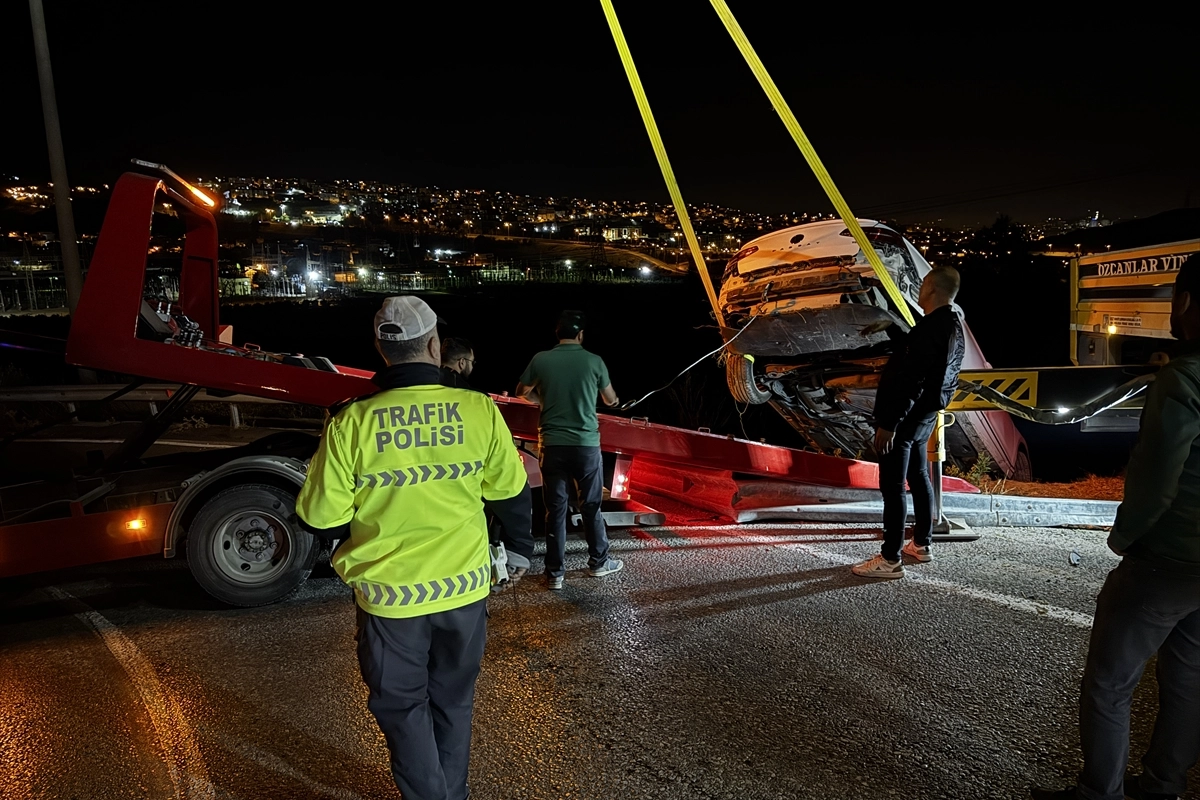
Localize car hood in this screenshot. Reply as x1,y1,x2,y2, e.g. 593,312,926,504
729,218,930,313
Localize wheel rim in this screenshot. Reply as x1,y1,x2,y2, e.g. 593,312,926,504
210,509,296,586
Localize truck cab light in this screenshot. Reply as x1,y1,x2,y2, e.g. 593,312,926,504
125,518,148,531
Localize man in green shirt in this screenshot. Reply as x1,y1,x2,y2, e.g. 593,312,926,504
516,310,623,590
1033,254,1200,800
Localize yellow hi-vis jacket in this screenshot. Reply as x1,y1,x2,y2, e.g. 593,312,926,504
297,380,527,618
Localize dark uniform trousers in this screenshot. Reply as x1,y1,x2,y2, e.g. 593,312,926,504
357,599,487,800
878,411,938,562
1078,557,1200,800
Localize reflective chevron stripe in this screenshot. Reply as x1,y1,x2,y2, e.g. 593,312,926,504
354,461,484,490
354,565,490,609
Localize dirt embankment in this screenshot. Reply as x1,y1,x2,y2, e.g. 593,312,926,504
991,475,1124,502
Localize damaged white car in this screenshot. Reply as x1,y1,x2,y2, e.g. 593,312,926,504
719,219,1032,480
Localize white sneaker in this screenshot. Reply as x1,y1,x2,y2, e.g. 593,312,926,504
902,540,933,563
851,554,905,579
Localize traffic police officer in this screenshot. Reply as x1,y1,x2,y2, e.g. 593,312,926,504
297,296,531,800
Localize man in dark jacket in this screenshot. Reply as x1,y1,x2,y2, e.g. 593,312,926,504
1033,255,1200,800
440,337,476,390
852,266,965,579
436,336,535,588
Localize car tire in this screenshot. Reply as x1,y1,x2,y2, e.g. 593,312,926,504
186,483,319,607
726,354,771,405
1012,449,1033,482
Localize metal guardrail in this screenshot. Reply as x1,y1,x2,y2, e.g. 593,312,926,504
735,490,1119,529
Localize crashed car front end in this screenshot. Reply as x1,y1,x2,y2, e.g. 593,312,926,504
717,219,1026,477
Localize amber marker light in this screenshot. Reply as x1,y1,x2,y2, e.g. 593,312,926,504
125,518,148,531
185,183,216,208
130,159,217,208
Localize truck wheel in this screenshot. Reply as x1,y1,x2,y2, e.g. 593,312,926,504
186,484,318,607
726,354,771,405
1012,449,1033,482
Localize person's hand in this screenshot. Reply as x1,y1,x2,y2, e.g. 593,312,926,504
874,428,895,455
860,319,892,337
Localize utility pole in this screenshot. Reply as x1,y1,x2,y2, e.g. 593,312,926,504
29,0,84,314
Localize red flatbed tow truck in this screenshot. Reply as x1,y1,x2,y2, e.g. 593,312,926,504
0,165,976,606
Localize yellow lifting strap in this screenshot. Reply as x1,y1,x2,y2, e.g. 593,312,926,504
708,0,917,328
599,0,726,328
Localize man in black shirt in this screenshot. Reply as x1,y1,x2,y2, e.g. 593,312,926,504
440,337,476,390
437,335,534,588
852,267,966,579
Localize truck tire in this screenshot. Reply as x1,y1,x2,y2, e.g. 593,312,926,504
186,483,319,607
726,354,771,405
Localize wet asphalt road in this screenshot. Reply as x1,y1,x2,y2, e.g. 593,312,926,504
2,513,1195,800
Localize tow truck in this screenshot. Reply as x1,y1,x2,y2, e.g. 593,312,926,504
3,163,997,606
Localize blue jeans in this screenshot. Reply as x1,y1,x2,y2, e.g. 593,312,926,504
541,445,610,577
1078,557,1200,800
878,412,937,562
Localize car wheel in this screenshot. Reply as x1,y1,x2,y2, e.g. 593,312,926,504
726,354,771,405
186,483,319,607
1012,449,1033,482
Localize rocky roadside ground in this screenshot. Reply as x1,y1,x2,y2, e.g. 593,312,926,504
992,475,1124,502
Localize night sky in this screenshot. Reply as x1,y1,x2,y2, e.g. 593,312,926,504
4,3,1198,225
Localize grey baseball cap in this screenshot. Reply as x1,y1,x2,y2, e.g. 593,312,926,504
375,296,441,341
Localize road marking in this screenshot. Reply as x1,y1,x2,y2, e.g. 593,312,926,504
207,731,368,800
46,587,215,800
779,544,1095,629
620,526,1096,629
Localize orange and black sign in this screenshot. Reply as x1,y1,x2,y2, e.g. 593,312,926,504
950,371,1038,411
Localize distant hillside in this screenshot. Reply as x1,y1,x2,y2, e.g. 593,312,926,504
1039,208,1200,254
